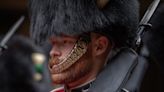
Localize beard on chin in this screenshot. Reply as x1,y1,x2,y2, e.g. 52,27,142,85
51,54,92,84
50,43,93,84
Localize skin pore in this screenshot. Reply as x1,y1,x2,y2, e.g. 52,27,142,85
49,32,112,89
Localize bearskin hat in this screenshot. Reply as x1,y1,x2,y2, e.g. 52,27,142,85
29,0,139,47
0,35,51,92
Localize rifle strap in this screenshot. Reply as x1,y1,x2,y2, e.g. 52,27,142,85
89,48,148,92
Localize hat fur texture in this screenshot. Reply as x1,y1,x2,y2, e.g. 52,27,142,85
29,0,139,47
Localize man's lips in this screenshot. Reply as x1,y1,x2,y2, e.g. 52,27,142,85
49,57,60,69
48,57,65,74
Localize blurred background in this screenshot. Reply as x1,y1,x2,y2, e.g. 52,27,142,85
0,1,53,91
0,0,164,37
0,0,29,36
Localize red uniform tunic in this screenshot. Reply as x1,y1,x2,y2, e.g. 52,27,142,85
51,87,65,92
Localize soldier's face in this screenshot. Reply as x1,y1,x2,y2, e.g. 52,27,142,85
48,34,94,84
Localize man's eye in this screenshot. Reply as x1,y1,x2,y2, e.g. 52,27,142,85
63,40,75,45
63,41,70,44
63,40,68,44
52,41,56,45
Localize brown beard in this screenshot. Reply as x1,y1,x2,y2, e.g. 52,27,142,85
49,39,88,74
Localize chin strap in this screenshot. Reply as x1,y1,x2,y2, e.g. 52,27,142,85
49,38,88,73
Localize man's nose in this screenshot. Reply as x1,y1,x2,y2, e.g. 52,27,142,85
50,47,61,57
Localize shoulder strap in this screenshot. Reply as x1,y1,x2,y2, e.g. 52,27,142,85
121,47,149,92
89,48,148,92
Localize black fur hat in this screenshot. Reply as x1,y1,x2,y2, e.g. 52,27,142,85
29,0,139,47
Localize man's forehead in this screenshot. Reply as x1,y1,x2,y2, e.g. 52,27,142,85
49,34,79,40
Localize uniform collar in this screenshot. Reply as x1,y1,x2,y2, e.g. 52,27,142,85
65,78,95,92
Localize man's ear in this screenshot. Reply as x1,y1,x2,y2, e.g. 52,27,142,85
93,36,110,56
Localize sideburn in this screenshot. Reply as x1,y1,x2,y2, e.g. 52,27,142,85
65,45,93,85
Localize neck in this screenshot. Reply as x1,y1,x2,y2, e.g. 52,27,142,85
66,59,106,90
66,71,96,89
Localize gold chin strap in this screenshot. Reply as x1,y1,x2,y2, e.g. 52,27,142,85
97,0,110,9
49,38,88,73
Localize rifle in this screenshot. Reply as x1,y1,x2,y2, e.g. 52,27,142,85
0,16,25,55
135,0,160,51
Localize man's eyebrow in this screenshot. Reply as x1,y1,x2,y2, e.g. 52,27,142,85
62,35,79,40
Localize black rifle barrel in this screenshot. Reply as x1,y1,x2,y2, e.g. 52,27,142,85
140,0,160,25
136,0,160,46
0,16,25,52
